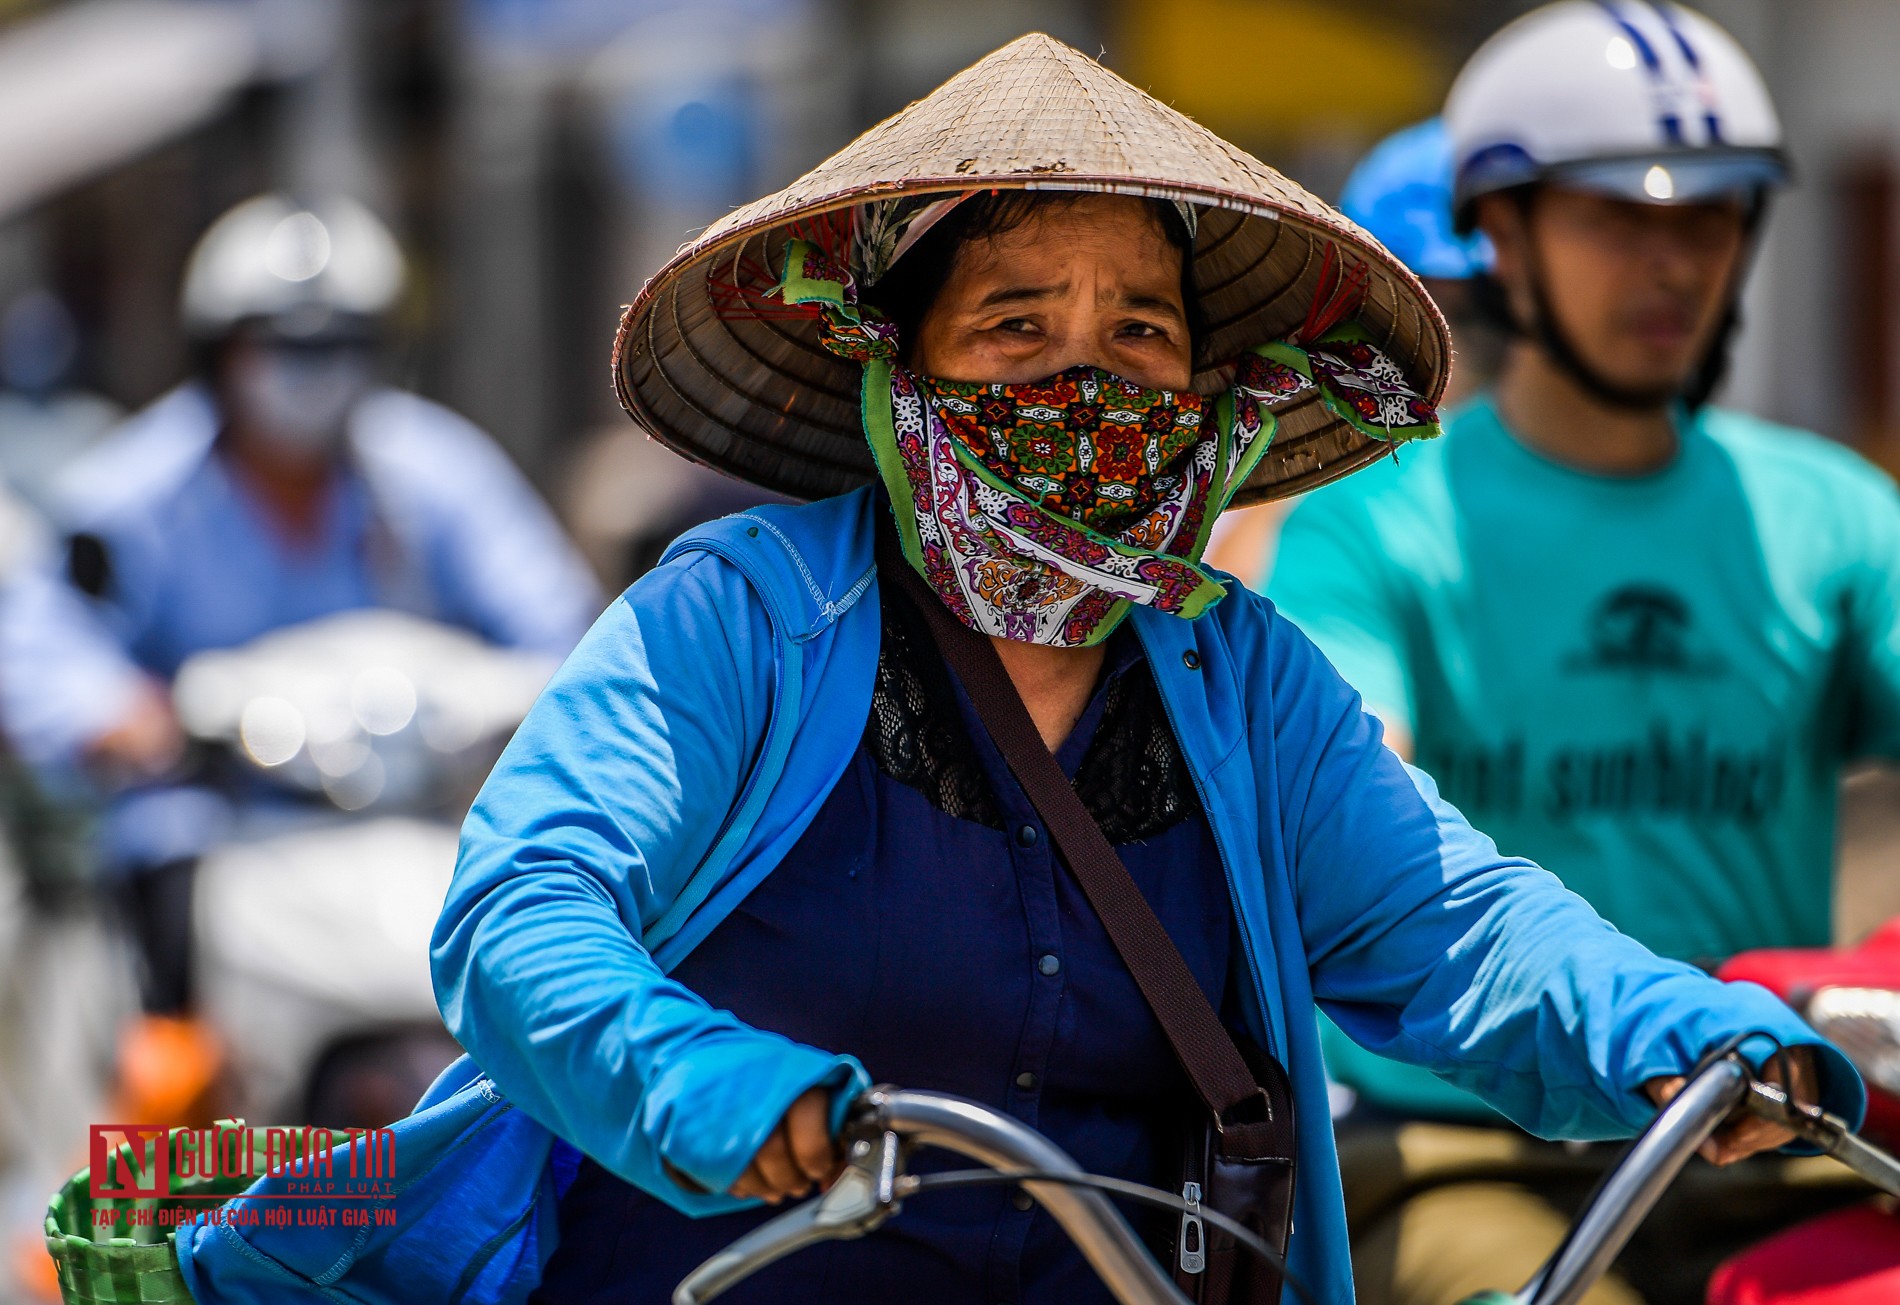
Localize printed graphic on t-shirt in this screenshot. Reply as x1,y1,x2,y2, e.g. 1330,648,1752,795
1426,585,1779,823
1426,725,1786,824
1564,584,1727,677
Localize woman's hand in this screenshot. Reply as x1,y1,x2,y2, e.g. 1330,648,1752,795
1642,1047,1819,1166
727,1086,842,1204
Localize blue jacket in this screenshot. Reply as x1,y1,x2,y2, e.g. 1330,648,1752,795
174,486,1862,1305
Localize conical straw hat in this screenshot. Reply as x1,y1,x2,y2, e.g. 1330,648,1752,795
613,33,1449,506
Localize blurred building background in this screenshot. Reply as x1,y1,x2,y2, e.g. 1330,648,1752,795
0,0,1898,1299
2,0,1899,527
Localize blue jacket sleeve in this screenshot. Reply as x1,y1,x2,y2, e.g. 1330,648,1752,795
1266,606,1865,1138
431,550,866,1214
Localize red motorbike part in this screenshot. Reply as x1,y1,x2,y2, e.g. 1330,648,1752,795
1718,922,1900,1148
1705,1202,1900,1305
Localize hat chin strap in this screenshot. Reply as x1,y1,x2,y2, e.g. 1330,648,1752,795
1483,189,1769,415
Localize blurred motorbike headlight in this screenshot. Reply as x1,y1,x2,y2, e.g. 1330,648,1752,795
1804,986,1900,1096
238,695,306,767
351,665,417,736
174,610,557,813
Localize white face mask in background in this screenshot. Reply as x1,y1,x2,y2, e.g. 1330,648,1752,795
227,343,376,456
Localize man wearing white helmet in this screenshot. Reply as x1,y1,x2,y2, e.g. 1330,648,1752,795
1266,4,1900,1302
0,197,601,1037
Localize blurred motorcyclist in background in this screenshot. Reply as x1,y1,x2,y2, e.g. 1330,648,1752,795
1262,4,1900,1303
0,194,602,1120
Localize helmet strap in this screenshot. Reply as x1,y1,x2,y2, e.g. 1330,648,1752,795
1488,188,1769,414
1521,259,1680,410
1680,194,1772,410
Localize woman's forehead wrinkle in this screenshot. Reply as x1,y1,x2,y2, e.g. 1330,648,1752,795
955,274,1182,318
1109,287,1185,317
970,281,1067,312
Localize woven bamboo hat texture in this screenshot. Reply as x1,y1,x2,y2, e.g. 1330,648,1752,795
613,33,1450,506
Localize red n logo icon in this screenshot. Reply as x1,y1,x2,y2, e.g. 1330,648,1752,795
90,1125,169,1198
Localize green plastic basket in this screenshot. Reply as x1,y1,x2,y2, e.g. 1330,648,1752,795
42,1120,351,1305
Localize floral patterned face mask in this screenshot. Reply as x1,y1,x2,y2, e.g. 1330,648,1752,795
773,237,1437,647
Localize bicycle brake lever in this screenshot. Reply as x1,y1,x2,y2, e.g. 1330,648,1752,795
1744,1079,1900,1197
671,1128,906,1305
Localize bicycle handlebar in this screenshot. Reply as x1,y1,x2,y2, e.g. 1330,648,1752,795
1512,1056,1747,1305
674,1058,1900,1305
672,1086,1190,1305
1506,1053,1900,1305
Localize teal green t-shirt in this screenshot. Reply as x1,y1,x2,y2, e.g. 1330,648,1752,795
1266,395,1900,1118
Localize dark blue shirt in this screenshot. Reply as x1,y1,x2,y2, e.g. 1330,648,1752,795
536,604,1235,1305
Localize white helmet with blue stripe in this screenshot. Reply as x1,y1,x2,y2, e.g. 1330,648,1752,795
1445,1,1785,232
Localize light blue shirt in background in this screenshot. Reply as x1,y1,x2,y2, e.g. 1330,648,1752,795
0,382,603,862
1267,396,1900,1118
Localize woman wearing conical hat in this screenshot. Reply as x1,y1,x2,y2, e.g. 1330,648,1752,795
435,35,1855,1304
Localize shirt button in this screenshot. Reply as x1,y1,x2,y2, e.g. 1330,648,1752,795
1015,823,1039,847
1011,1190,1034,1212
1015,1071,1038,1091
1037,954,1061,977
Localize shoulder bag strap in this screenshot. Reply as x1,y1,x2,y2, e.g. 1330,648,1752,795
874,525,1275,1139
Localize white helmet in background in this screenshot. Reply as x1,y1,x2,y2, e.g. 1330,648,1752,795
1446,1,1785,231
181,194,405,340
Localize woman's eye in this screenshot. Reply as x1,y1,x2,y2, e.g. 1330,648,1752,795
995,318,1038,334
1120,321,1165,339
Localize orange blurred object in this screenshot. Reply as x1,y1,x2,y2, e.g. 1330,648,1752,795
109,1012,228,1127
12,1227,61,1301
